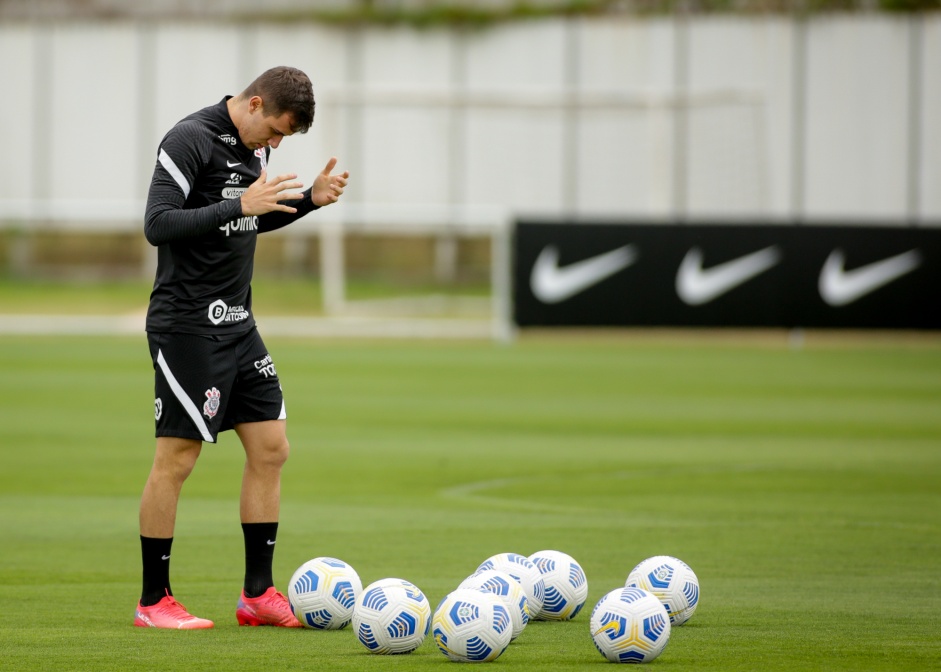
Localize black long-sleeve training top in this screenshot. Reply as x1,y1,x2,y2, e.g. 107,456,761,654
144,96,318,335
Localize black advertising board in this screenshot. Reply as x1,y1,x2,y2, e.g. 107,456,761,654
513,221,941,329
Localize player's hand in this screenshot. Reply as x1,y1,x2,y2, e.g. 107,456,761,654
311,157,349,207
240,170,305,216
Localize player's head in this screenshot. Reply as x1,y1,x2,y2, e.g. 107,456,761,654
233,66,315,149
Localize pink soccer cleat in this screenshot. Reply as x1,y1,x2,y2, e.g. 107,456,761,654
236,586,303,627
134,592,214,630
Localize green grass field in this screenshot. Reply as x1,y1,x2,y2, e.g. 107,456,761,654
1,331,940,671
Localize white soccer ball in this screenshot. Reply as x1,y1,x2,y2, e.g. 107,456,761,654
459,569,529,641
432,588,513,663
625,555,700,626
352,578,431,654
528,549,589,621
288,556,363,629
476,552,546,617
590,587,672,663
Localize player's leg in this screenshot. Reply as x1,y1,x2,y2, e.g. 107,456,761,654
135,436,214,629
233,419,299,626
224,330,299,626
237,419,289,525
140,436,202,539
136,332,230,629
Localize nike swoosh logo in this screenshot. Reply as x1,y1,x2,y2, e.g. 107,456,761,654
676,245,781,306
819,248,922,306
266,540,276,546
227,160,241,168
531,245,637,304
161,555,171,561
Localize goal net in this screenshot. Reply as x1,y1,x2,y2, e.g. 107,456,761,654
271,202,516,342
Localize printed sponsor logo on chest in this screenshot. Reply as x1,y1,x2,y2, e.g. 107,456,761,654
222,187,247,199
219,215,258,236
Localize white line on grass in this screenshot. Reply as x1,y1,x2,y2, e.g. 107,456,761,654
0,314,495,339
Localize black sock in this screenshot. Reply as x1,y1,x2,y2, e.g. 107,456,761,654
140,536,173,607
242,522,278,598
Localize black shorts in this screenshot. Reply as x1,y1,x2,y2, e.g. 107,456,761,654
148,328,285,443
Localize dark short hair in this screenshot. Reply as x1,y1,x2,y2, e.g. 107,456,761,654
243,66,315,134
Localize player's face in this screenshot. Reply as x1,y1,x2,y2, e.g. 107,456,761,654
240,99,296,150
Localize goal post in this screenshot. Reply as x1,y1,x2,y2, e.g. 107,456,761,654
305,202,516,343
297,86,768,341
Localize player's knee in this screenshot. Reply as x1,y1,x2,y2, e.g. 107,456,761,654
170,453,200,482
272,436,290,467
153,439,201,483
251,436,290,470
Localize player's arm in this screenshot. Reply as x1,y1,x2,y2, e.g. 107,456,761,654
144,123,242,246
256,186,318,234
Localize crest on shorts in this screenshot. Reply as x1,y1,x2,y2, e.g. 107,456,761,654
203,387,221,418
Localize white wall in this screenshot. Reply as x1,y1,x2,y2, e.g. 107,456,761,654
0,15,938,227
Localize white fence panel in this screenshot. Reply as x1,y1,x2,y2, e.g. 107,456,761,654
0,15,939,228
804,17,912,220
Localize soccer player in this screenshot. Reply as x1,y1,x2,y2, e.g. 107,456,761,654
134,66,348,629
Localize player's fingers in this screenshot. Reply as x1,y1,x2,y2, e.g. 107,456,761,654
254,169,267,183
276,180,304,193
272,172,299,184
321,157,338,175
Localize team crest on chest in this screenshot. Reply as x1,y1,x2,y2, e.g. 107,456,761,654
203,387,221,418
254,148,267,170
